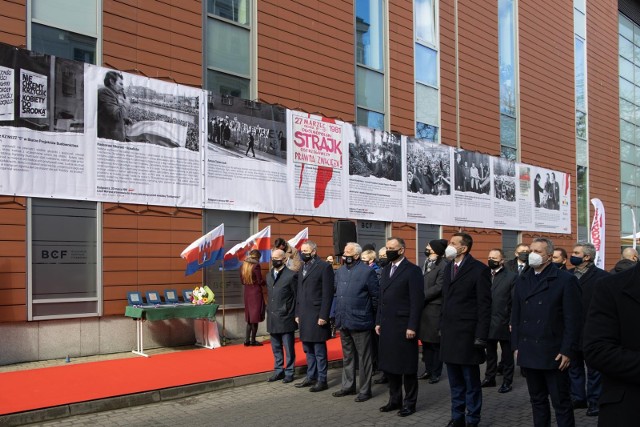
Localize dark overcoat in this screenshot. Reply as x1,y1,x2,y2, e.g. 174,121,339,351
418,257,446,343
572,264,610,346
511,264,581,370
584,262,640,427
488,268,517,341
376,258,424,374
265,266,298,334
296,258,334,342
440,254,492,365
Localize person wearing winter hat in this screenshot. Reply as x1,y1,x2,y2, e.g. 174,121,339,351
417,239,448,384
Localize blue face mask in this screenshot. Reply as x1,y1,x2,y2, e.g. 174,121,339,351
569,255,584,266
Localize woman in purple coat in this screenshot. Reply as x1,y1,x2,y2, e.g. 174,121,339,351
241,249,266,346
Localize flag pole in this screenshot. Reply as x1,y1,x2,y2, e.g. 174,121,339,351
221,264,227,345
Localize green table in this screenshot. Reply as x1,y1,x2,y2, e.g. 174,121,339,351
125,304,219,356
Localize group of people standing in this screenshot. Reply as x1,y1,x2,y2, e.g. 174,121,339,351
239,232,640,427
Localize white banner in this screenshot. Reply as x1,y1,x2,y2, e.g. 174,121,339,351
590,198,605,269
0,65,14,121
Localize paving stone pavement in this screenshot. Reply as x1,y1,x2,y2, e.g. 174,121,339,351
35,367,599,427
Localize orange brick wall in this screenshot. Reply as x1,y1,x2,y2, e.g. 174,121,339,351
0,197,27,322
0,0,26,48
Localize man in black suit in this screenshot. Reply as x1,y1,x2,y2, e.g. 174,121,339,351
265,249,298,383
584,261,640,426
375,237,424,417
295,240,334,392
481,248,517,393
567,242,609,416
511,237,581,427
504,243,530,276
440,232,492,427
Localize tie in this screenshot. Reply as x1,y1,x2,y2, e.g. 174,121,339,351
273,269,278,280
491,270,496,283
453,264,459,277
518,264,523,274
390,264,397,277
303,264,308,277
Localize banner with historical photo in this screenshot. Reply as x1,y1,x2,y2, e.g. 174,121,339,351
0,43,96,199
89,65,204,207
451,149,493,227
491,156,520,229
528,165,571,233
205,96,292,213
405,136,453,224
347,125,404,221
289,110,346,218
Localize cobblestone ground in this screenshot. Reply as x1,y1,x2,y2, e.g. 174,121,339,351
36,367,599,427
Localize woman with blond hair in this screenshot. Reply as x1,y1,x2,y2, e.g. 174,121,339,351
241,249,266,346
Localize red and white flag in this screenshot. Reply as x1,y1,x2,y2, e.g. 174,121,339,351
288,228,309,251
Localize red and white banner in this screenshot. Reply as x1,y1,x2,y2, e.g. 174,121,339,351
590,198,605,270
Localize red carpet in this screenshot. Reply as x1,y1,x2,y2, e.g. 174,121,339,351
0,338,343,415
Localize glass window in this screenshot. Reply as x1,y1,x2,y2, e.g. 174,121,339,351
621,99,635,125
416,84,439,126
574,9,586,39
577,165,589,241
622,141,639,166
635,65,640,85
500,114,517,148
576,137,588,166
621,183,636,206
576,111,587,139
417,224,440,267
502,230,519,258
621,161,638,185
620,34,634,61
575,37,586,112
621,119,635,142
31,23,96,64
635,23,640,46
415,44,438,87
500,146,517,161
416,122,439,142
206,19,250,76
620,77,635,102
207,69,250,98
415,0,436,46
620,57,634,82
32,0,98,37
357,108,385,130
356,0,384,70
207,0,250,25
573,0,586,13
620,14,634,41
356,67,385,112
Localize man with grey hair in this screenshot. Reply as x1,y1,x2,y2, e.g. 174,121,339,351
332,242,379,402
511,237,581,427
568,241,610,416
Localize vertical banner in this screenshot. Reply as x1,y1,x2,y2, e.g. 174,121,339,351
405,136,453,224
590,198,605,269
206,97,291,213
90,65,204,207
347,125,404,221
289,110,346,218
451,149,493,227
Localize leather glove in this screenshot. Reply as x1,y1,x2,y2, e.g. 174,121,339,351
474,338,487,349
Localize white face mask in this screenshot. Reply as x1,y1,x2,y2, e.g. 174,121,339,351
445,245,458,260
528,252,544,268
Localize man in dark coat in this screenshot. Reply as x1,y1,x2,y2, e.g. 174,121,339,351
568,242,610,416
265,249,298,383
584,261,640,427
332,242,379,402
481,248,517,393
511,238,581,427
417,239,447,384
552,247,569,270
97,71,130,142
375,237,424,417
440,232,492,427
504,243,530,276
295,240,334,392
610,247,638,273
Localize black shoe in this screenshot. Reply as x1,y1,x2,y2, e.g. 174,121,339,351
250,340,263,346
418,371,431,380
445,419,465,427
497,383,513,393
282,376,294,384
244,341,251,346
572,400,588,409
295,378,317,388
466,423,479,427
480,378,496,387
354,394,371,402
586,406,599,417
374,376,389,384
309,381,328,392
379,403,401,412
267,372,285,382
428,376,440,384
397,407,416,417
332,388,356,397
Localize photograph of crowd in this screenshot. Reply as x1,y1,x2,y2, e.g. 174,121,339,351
533,171,561,210
349,126,401,181
453,150,491,195
97,70,200,151
406,138,451,195
493,157,516,201
208,95,287,165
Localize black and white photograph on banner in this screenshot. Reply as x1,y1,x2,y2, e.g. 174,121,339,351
493,156,516,202
349,126,401,181
97,69,200,151
533,170,561,211
207,94,287,165
406,137,451,196
0,42,85,133
453,149,491,195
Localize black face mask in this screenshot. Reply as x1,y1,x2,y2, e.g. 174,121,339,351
552,262,565,268
517,252,529,262
424,249,432,257
386,249,401,262
343,256,355,265
272,259,284,269
301,252,313,263
488,259,501,270
378,258,390,267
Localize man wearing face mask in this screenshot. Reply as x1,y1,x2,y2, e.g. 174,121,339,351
440,233,492,427
265,249,298,383
295,241,335,392
511,238,581,427
552,248,569,270
482,249,517,393
332,242,379,402
568,242,609,416
375,237,424,417
505,243,531,276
